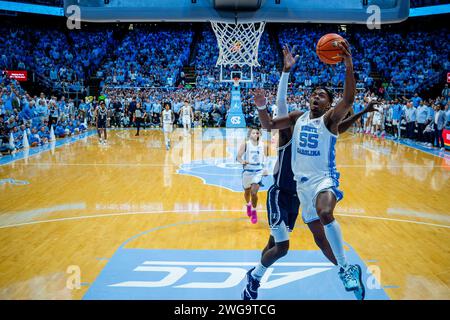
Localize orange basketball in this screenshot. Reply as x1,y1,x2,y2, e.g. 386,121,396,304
316,33,345,65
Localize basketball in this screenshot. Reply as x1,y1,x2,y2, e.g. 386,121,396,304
316,33,345,64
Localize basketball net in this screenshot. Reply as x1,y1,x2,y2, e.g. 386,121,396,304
211,21,266,68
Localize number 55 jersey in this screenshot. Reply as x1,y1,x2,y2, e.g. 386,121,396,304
292,111,343,224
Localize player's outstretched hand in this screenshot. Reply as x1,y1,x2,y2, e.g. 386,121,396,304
337,40,352,68
282,44,300,72
254,89,267,108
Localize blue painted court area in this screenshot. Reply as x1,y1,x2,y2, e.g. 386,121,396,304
84,248,389,300
177,158,275,192
0,130,96,166
178,129,277,192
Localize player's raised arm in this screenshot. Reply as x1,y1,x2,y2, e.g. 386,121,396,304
276,44,299,116
325,40,355,133
254,89,301,130
338,100,377,133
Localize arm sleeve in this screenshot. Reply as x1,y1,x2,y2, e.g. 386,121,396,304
276,72,289,117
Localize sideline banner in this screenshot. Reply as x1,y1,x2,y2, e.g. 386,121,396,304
4,70,28,82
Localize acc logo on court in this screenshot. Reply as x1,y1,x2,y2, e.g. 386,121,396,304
108,261,332,289
83,248,389,300
230,116,241,125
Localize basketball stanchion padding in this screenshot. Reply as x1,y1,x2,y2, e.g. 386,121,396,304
50,140,56,155
49,125,56,141
23,131,29,149
9,132,15,149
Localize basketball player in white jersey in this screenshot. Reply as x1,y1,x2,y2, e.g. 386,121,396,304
236,128,266,224
180,100,194,135
243,45,375,301
254,40,366,299
371,98,383,136
161,102,174,150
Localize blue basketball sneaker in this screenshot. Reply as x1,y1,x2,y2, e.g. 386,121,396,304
351,264,366,300
241,268,260,300
339,264,360,291
339,264,365,300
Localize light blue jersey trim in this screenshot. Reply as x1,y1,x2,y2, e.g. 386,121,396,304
328,136,340,182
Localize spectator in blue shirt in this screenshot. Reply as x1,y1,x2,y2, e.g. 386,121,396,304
391,99,403,139
412,93,422,108
416,101,429,142
28,127,41,147
404,101,417,140
38,125,50,143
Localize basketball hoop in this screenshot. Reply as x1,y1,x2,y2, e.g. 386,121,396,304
211,21,265,67
211,20,266,83
233,77,240,87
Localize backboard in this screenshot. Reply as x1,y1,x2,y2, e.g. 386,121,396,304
64,0,410,24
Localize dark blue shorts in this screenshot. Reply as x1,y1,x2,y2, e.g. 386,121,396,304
267,185,300,231
97,120,106,129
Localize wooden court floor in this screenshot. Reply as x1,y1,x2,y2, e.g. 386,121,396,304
0,128,449,300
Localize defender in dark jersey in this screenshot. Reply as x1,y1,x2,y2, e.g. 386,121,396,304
242,45,377,300
96,101,108,145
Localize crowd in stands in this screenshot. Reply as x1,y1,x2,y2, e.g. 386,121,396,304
192,27,220,88
97,27,193,88
98,82,450,151
34,28,115,92
1,20,449,154
278,26,350,90
0,75,87,156
0,26,116,93
0,28,33,72
1,70,449,155
278,26,448,99
99,87,231,128
33,30,83,91
351,88,449,150
1,23,447,100
65,29,115,91
353,28,448,96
